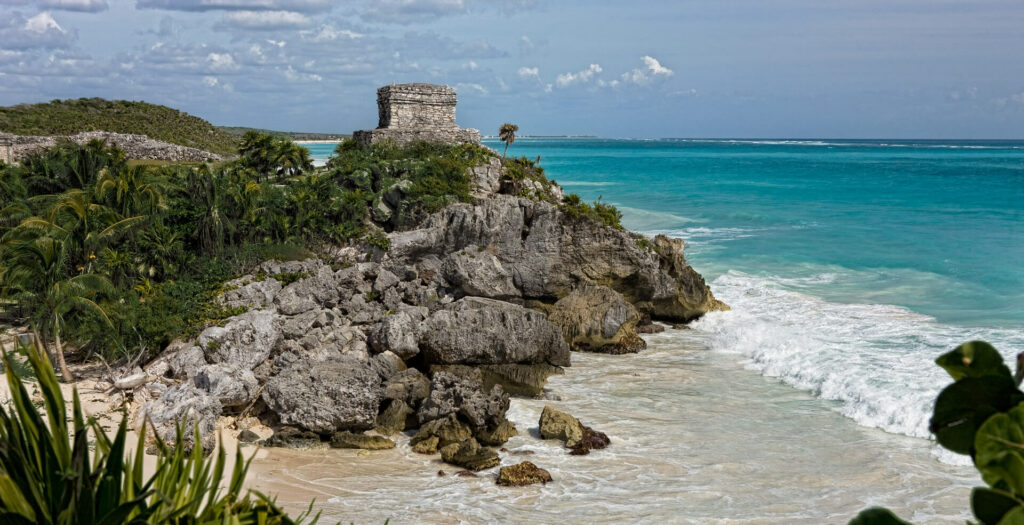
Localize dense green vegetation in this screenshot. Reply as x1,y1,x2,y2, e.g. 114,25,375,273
850,342,1024,525
0,342,317,524
0,99,238,157
219,126,349,142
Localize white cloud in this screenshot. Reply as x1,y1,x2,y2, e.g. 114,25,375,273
299,24,364,42
206,52,238,72
621,55,673,85
283,65,321,82
517,66,538,79
39,0,108,12
555,63,601,88
0,11,74,49
136,0,332,12
203,75,218,86
455,82,487,96
217,10,312,30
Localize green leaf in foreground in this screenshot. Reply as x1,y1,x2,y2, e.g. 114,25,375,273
971,487,1022,525
936,341,1013,382
929,376,1024,456
847,506,913,525
976,404,1024,496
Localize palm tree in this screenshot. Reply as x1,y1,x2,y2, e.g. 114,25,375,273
273,141,314,181
184,166,226,256
499,123,519,157
96,164,167,218
1,236,114,381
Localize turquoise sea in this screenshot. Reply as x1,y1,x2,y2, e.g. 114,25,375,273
285,138,1023,522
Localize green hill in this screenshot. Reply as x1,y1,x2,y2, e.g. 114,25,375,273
0,98,239,156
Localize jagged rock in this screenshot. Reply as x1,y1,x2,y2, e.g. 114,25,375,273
384,179,413,209
329,431,396,450
440,248,518,299
166,343,207,379
470,157,502,198
637,323,665,334
419,297,570,367
375,399,413,435
193,363,259,408
219,277,282,310
475,419,518,446
412,436,440,454
141,382,221,452
539,405,583,447
410,414,473,450
273,265,340,315
497,461,553,486
262,360,383,433
258,259,322,276
417,371,509,429
198,310,279,371
262,427,325,449
383,368,431,408
373,268,400,294
439,438,500,471
368,311,421,359
369,351,406,380
387,195,725,322
548,283,646,354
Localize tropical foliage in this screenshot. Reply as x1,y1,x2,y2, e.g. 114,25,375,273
849,341,1024,525
0,98,238,156
0,342,317,524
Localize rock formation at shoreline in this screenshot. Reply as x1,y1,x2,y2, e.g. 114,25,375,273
139,148,725,470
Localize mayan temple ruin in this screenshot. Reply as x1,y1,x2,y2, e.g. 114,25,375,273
353,83,481,146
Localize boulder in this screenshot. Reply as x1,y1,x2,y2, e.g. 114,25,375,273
193,363,259,408
262,360,383,434
262,427,325,449
410,414,473,450
433,363,563,398
273,264,340,315
141,382,221,452
375,399,413,435
470,156,502,198
417,371,509,429
237,429,261,443
475,419,518,446
419,297,570,367
368,311,421,359
329,431,396,450
569,424,611,456
439,438,500,471
548,283,646,354
412,436,440,455
538,405,583,447
219,277,282,310
369,351,406,381
198,310,279,371
383,368,431,408
497,461,553,486
166,344,207,379
440,248,518,299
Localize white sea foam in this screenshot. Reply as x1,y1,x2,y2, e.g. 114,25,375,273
694,270,1024,448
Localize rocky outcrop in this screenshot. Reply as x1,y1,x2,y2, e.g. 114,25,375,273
329,431,396,450
141,382,221,452
419,297,570,366
198,310,279,371
538,405,609,455
439,438,500,471
548,283,646,354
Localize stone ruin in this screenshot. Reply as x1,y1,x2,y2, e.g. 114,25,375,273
0,131,224,165
0,135,11,165
353,83,481,147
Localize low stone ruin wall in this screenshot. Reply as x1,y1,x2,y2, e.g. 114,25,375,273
0,131,226,164
353,128,481,147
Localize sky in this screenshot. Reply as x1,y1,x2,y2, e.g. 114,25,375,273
0,0,1023,138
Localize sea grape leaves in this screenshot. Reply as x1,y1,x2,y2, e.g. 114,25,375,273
972,487,1022,525
936,341,1013,382
930,376,1024,456
998,507,1024,525
847,507,912,525
975,403,1024,496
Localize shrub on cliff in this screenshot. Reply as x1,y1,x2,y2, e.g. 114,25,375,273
560,193,623,230
850,341,1024,525
0,343,319,524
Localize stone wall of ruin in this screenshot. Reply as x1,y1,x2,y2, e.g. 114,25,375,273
357,83,479,147
0,131,225,164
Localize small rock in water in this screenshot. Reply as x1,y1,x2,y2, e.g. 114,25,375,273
237,429,261,443
412,436,440,454
569,424,610,456
538,405,583,447
329,431,396,450
636,323,665,334
437,470,447,477
439,438,500,471
496,461,553,487
455,470,478,478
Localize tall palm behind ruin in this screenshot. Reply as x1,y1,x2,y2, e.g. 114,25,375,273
499,123,518,157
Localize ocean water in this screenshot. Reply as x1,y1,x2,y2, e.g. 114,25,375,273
274,138,1024,523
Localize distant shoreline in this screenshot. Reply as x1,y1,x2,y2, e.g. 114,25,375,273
296,139,344,144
